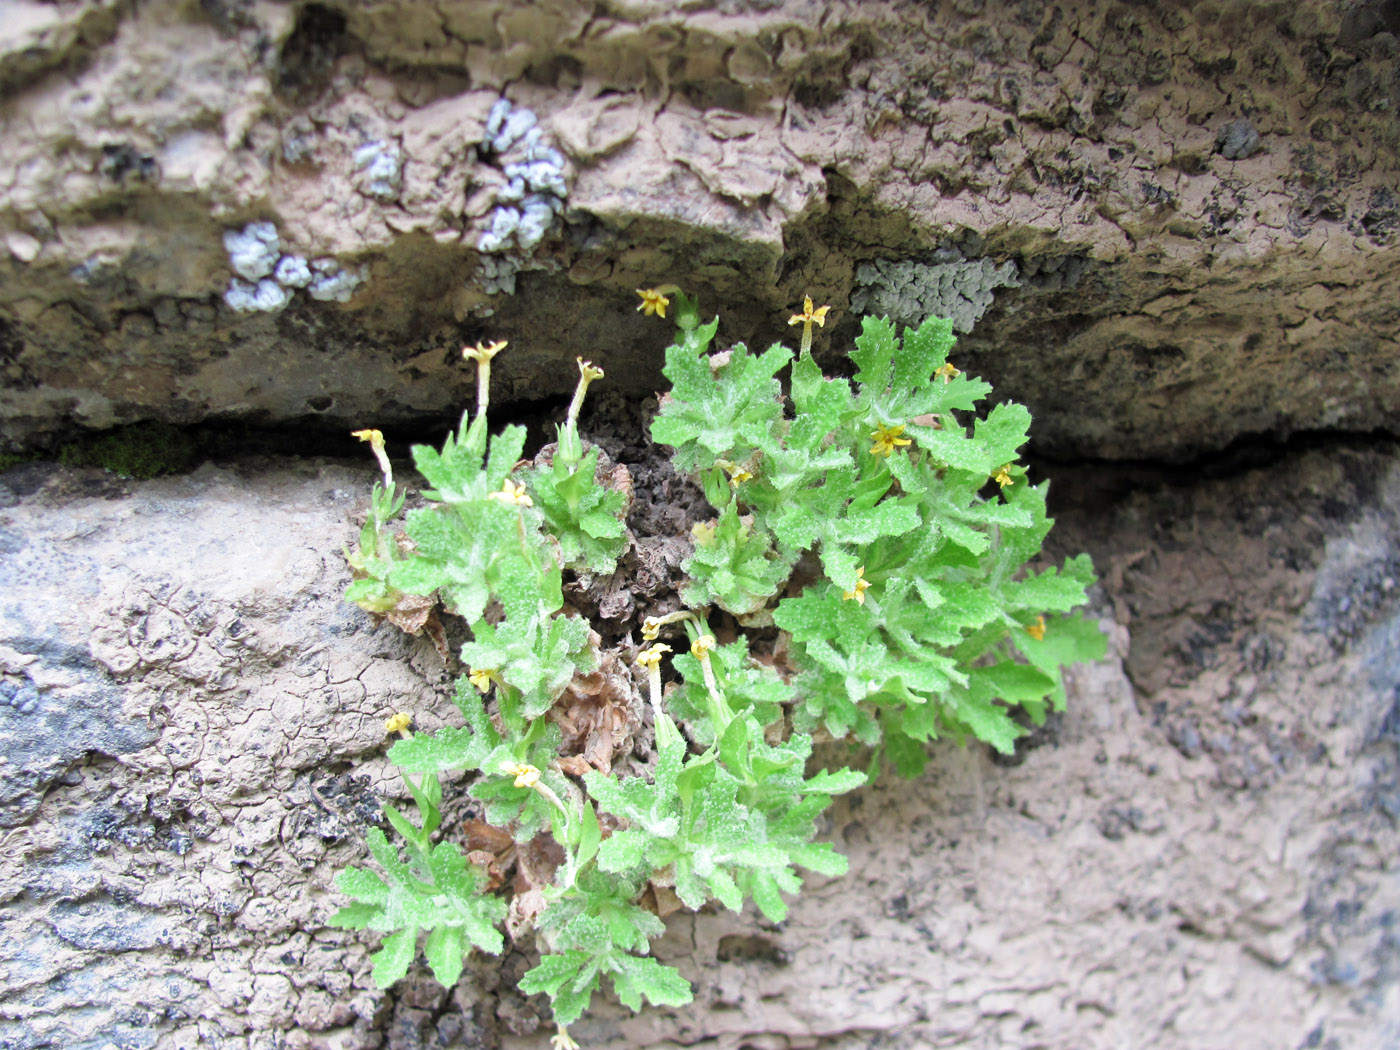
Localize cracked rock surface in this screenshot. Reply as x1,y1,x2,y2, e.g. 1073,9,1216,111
1,0,1398,458
4,1,1400,1047
2,440,1399,1049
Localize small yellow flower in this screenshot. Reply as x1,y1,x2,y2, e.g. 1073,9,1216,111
384,711,412,734
468,668,495,693
641,610,695,641
353,428,393,486
502,761,541,789
870,423,912,457
788,295,832,354
787,296,831,329
489,479,534,507
567,357,606,428
636,288,670,317
690,635,716,659
993,464,1014,489
934,362,961,384
716,459,753,488
1026,615,1046,641
843,566,871,605
463,339,508,363
636,643,672,670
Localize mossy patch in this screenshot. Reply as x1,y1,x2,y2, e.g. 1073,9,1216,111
0,450,36,473
57,422,201,479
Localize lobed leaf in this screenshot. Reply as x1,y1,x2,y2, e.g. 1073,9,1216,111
652,340,792,474
370,928,417,988
610,954,693,1012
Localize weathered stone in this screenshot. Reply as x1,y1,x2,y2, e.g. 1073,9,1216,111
0,1,1396,458
3,1,1400,1047
0,440,1394,1049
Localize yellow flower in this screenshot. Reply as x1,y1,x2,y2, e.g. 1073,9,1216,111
787,295,832,354
502,761,541,789
787,295,831,329
353,428,393,487
636,643,672,670
468,668,495,693
489,479,534,507
384,711,412,734
993,464,1014,488
463,339,508,363
567,357,606,428
842,566,871,604
870,423,912,457
716,459,753,488
351,428,385,450
1026,615,1046,641
934,362,961,384
690,635,716,659
463,341,508,417
636,288,670,317
641,610,694,641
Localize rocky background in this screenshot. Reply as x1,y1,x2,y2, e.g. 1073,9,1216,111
2,0,1399,1048
3,0,1399,460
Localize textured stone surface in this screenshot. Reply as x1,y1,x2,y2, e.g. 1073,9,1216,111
0,460,432,1050
3,2,1400,1046
1,440,1398,1049
0,1,1398,458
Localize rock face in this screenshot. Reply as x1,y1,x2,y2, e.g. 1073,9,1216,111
4,3,1400,1049
1,0,1398,458
3,445,1400,1050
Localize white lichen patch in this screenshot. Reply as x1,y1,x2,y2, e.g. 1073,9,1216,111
353,139,403,201
222,222,280,282
221,222,364,312
273,255,312,289
224,277,294,314
307,258,367,303
474,97,569,298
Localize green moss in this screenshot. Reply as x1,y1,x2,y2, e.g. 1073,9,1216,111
57,421,201,479
0,450,36,473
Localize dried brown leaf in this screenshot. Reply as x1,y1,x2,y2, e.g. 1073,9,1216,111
549,644,642,774
639,881,685,918
463,819,515,854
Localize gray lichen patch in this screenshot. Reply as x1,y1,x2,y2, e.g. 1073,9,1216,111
852,254,1021,334
1216,118,1264,161
0,558,160,826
